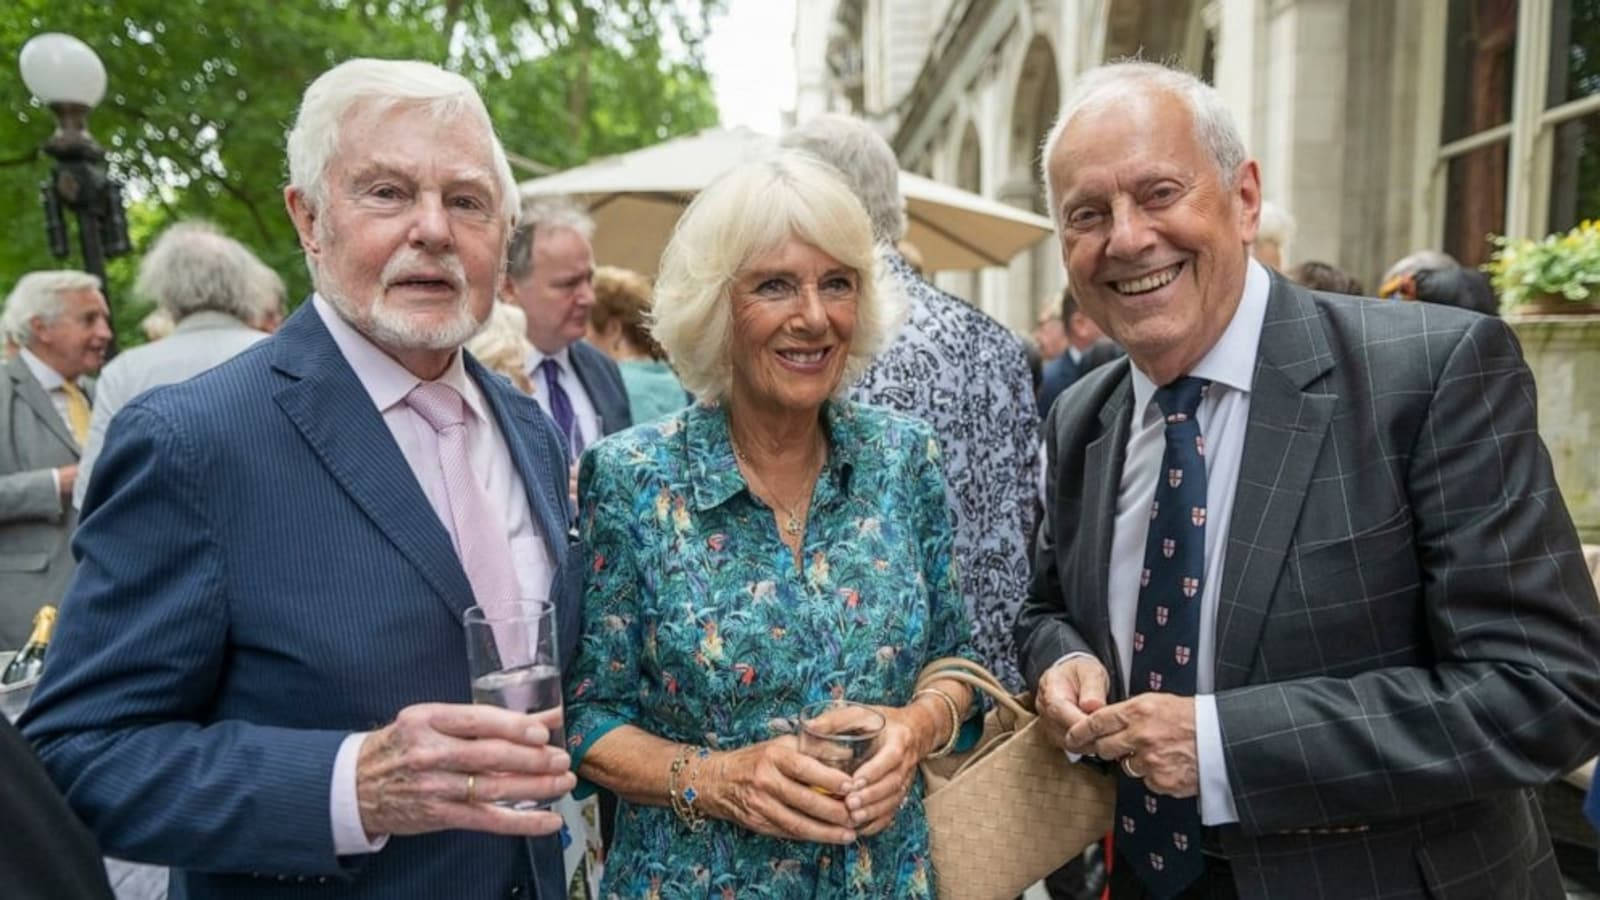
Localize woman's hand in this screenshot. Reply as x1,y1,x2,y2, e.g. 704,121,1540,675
842,702,944,836
700,735,859,844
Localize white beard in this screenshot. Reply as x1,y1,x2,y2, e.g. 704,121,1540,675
315,234,484,351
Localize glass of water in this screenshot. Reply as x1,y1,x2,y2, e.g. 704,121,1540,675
463,599,562,810
797,699,885,781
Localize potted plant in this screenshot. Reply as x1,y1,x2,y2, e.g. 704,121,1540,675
1485,219,1600,314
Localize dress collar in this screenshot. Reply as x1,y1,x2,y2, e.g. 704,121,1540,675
684,399,862,512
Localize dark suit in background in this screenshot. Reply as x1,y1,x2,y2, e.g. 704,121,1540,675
0,355,81,647
0,716,114,900
568,339,631,437
21,306,579,900
1021,277,1600,898
1036,340,1124,419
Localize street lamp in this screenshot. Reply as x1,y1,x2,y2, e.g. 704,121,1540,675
18,32,131,299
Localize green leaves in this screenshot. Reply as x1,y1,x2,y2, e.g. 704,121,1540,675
0,0,722,345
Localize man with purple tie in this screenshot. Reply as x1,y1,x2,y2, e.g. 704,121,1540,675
503,199,632,467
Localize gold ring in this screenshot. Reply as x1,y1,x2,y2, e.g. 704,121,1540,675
465,773,477,804
1120,757,1143,779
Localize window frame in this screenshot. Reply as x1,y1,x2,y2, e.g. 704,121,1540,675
1416,0,1600,253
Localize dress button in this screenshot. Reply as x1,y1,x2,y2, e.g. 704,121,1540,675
508,886,526,898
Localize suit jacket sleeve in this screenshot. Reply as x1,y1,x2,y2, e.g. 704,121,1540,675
1216,315,1600,833
20,402,351,876
0,467,62,525
1016,398,1098,689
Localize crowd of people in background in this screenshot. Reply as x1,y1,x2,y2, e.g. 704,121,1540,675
0,53,1596,900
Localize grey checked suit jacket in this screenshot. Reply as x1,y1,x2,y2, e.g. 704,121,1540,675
1018,275,1600,899
0,355,81,647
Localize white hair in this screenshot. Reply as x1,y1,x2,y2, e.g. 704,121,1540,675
1256,201,1297,246
1040,61,1248,226
653,151,904,403
285,58,519,230
135,221,277,324
2,270,102,345
507,197,596,281
465,301,535,393
780,114,907,244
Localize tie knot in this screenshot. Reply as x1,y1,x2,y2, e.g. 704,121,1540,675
406,381,466,433
1154,376,1208,423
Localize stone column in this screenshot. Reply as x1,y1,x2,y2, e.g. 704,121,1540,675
1509,314,1600,543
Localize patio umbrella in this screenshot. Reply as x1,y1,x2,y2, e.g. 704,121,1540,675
517,127,1055,276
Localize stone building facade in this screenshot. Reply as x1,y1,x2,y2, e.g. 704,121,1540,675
794,0,1600,334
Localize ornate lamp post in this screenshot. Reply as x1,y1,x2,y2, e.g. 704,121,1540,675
18,33,131,302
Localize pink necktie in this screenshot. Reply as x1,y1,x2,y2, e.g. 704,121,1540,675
405,382,521,615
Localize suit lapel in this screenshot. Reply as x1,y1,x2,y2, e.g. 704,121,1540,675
7,357,78,453
1085,373,1133,699
1214,278,1337,691
268,305,476,619
569,342,621,436
469,356,568,562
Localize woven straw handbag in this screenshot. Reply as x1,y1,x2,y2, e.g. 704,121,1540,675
916,657,1116,900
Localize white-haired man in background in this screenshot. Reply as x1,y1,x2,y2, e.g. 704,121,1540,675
23,59,578,900
73,220,284,509
0,270,110,646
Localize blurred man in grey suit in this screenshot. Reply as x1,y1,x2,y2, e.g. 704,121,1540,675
74,220,283,509
0,271,110,646
1019,61,1600,899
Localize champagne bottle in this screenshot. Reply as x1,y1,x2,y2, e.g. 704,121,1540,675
1,605,57,685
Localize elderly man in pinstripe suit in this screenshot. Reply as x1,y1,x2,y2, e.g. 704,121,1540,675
1019,62,1600,899
22,59,577,900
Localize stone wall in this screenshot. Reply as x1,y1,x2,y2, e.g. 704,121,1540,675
1509,314,1600,542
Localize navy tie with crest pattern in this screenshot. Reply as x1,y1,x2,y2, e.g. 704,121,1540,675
1116,375,1209,898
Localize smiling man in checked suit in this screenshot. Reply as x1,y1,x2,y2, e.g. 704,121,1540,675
1018,62,1600,899
22,59,580,900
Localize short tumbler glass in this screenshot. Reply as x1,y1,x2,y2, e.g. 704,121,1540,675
797,699,885,778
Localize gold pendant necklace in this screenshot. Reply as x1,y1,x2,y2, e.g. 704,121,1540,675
731,437,814,538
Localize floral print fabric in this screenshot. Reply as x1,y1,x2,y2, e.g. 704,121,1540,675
566,400,976,899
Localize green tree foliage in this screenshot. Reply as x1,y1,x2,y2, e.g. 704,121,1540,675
0,0,723,344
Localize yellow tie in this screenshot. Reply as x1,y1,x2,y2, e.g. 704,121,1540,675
60,381,90,446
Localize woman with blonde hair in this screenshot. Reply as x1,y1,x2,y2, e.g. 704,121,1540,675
586,265,687,423
564,151,979,897
465,300,535,394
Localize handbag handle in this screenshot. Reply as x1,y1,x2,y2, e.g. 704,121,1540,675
915,656,1033,720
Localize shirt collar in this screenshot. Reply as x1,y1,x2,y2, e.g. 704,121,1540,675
1129,257,1271,423
312,294,487,423
18,347,65,392
524,344,573,378
173,310,257,334
684,399,862,512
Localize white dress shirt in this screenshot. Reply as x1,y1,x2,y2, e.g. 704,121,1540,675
313,296,552,854
1101,259,1270,825
524,345,600,456
19,347,83,504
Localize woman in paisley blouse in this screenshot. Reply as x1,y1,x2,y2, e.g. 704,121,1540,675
564,151,980,898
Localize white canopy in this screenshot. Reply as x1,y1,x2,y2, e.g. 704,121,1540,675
517,127,1055,276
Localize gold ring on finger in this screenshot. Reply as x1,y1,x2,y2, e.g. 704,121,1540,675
1120,756,1143,779
465,773,477,804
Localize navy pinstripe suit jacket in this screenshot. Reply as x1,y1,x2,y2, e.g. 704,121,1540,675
20,303,579,900
1020,275,1600,899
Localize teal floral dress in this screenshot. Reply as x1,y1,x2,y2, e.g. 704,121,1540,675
566,400,977,899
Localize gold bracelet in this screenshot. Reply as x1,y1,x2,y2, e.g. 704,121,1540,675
914,687,962,759
667,744,710,832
